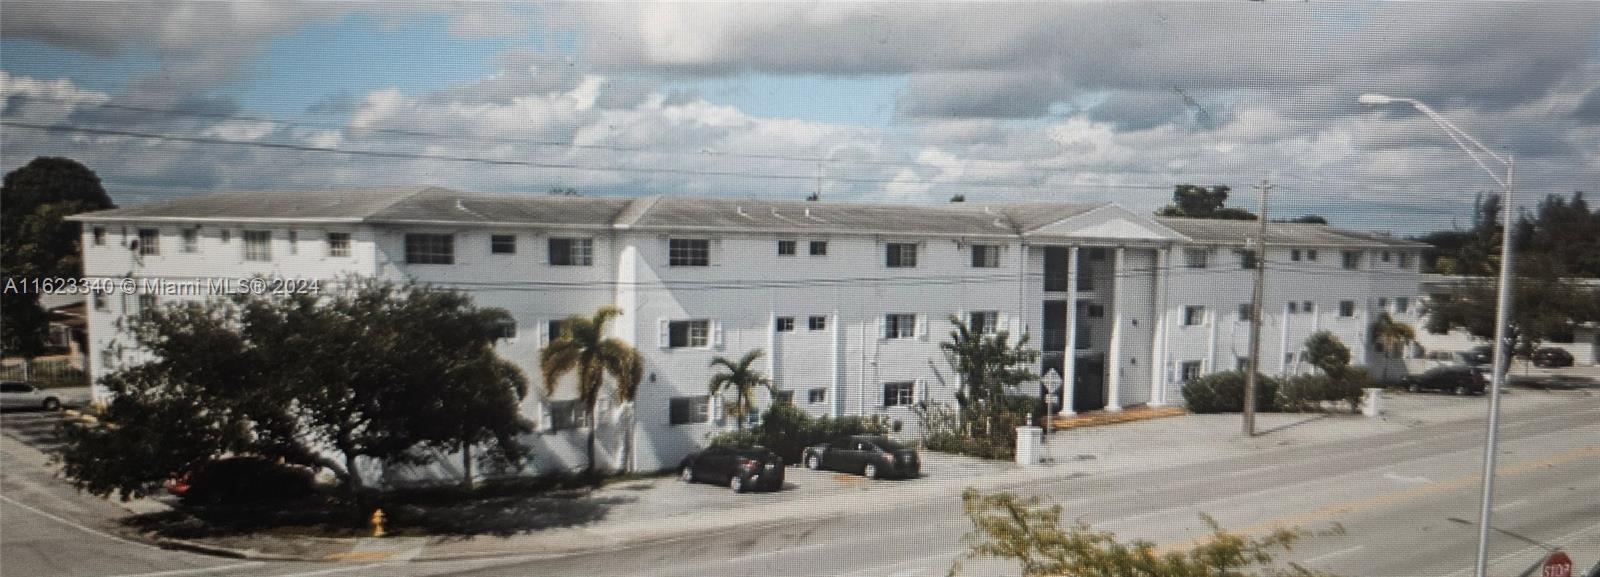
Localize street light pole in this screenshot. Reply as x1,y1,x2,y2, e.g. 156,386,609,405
1359,93,1515,577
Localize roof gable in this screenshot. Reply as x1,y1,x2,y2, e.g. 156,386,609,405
1023,204,1189,243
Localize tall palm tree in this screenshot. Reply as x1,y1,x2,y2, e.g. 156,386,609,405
539,306,642,474
1371,312,1417,381
708,349,774,432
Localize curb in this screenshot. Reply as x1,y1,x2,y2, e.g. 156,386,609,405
155,538,304,561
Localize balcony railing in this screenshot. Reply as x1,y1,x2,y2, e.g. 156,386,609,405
1040,327,1093,351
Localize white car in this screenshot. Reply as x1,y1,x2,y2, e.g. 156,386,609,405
0,381,61,411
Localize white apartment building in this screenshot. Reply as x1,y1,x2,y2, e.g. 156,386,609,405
72,187,1428,479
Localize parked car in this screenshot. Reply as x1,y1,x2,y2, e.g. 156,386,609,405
1463,345,1494,366
803,435,920,480
1530,347,1574,368
0,381,61,411
1400,366,1487,395
679,445,784,493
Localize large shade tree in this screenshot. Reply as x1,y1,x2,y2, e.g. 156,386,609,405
539,306,643,474
1,157,115,363
57,281,531,500
708,349,774,432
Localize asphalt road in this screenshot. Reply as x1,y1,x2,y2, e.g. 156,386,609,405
4,392,1597,577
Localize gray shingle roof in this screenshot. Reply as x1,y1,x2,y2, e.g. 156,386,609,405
72,188,1420,247
1155,217,1422,248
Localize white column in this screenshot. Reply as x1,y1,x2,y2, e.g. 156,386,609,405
1061,246,1080,416
1278,303,1291,376
1106,247,1125,412
1149,246,1170,406
829,311,841,418
1207,307,1219,375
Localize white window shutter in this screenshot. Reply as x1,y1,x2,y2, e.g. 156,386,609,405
916,315,928,341
997,312,1011,335
537,318,548,348
712,320,725,349
916,378,927,403
658,319,670,349
876,316,887,341
539,400,552,432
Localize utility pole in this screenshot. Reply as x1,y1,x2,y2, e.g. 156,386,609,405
1243,179,1272,437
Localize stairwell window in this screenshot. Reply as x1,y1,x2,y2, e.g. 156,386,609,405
886,242,918,268
669,238,710,267
404,233,454,264
243,230,272,261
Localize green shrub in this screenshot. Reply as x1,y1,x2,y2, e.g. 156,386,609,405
180,457,315,506
707,430,761,449
724,403,889,465
912,398,1041,461
1181,371,1280,414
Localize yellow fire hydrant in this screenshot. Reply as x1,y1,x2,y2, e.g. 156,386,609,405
370,508,386,538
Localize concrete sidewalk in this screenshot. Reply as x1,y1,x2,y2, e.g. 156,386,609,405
158,385,1592,563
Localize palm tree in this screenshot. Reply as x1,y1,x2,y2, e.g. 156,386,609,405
539,306,642,474
708,349,774,432
1371,312,1417,381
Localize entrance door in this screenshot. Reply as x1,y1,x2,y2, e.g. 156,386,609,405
1073,355,1106,412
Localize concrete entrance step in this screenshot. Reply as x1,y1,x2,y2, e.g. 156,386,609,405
1051,405,1187,430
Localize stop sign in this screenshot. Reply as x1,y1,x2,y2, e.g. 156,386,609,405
1543,551,1573,577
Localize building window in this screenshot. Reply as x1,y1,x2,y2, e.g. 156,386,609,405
287,230,298,255
1287,302,1298,314
883,381,915,407
548,399,589,431
493,319,518,341
549,238,594,266
243,230,272,261
1285,353,1296,365
669,395,711,425
181,229,198,253
100,347,117,369
1290,249,1301,262
777,240,797,256
969,311,998,334
1398,252,1414,269
1342,251,1361,270
1302,301,1314,313
776,316,795,332
221,229,231,243
773,390,795,405
1238,304,1252,322
808,388,827,404
668,320,710,348
92,227,105,246
137,228,160,256
1088,247,1107,261
808,315,828,331
1239,249,1257,269
547,319,569,342
1339,300,1356,317
1180,361,1203,382
327,232,351,257
1377,297,1389,311
93,292,107,311
885,313,917,339
404,233,453,264
137,294,157,316
1236,357,1250,371
809,240,828,256
1084,303,1105,318
1306,249,1318,261
1183,306,1206,326
669,238,710,267
971,244,1001,268
491,234,517,254
1184,248,1208,269
1381,250,1392,263
1395,297,1410,313
886,242,918,268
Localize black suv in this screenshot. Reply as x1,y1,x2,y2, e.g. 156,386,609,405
1530,347,1574,368
1400,366,1488,395
802,435,920,480
679,446,784,492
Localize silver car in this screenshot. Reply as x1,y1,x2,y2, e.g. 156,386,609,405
0,381,62,411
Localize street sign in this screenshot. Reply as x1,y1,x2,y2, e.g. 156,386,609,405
1543,551,1573,577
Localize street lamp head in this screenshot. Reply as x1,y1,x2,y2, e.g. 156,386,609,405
1357,93,1399,106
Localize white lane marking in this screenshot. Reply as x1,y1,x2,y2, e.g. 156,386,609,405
263,564,385,577
1225,464,1281,478
1303,545,1365,564
1382,472,1432,484
105,563,265,577
1492,498,1527,511
0,494,161,551
722,541,833,564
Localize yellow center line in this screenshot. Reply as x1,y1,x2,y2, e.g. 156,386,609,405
1153,445,1600,555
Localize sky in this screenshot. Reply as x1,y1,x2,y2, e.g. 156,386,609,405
2,1,1597,234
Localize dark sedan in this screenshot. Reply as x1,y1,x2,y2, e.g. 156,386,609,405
1531,347,1574,368
1401,366,1488,395
802,435,920,480
679,446,784,492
